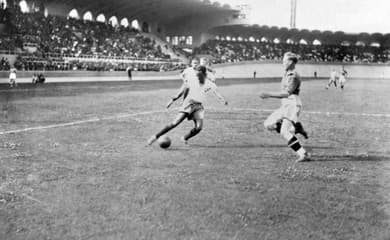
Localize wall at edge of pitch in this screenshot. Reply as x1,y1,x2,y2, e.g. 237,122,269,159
213,61,390,79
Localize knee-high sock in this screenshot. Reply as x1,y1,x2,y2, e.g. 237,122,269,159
184,127,202,141
288,136,306,156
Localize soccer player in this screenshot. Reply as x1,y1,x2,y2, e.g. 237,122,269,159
9,67,17,88
325,68,338,89
199,57,228,105
147,58,226,146
260,52,309,162
339,67,348,90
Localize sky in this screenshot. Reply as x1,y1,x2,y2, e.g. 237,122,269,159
217,0,390,34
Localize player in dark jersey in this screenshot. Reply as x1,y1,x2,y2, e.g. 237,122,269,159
260,52,309,162
339,68,348,90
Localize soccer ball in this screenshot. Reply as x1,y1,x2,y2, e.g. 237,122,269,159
158,136,171,149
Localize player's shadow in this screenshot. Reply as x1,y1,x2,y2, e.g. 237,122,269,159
163,146,190,152
191,143,335,150
308,154,390,162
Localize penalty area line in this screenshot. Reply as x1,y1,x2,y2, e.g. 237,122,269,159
0,109,167,135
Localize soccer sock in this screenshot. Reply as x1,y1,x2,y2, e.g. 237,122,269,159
184,127,202,141
275,121,282,133
288,136,305,154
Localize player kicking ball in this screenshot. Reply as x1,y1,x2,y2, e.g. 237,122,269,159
147,58,228,146
260,52,310,162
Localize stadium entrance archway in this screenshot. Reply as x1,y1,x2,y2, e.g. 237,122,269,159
83,11,93,21
120,18,129,28
68,9,80,19
299,39,308,45
109,16,118,27
142,22,150,33
356,41,365,47
19,0,29,13
96,14,106,23
1,0,7,9
313,39,321,45
131,19,140,30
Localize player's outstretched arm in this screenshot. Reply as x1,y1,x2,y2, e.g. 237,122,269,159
212,89,228,105
167,84,187,108
260,91,289,99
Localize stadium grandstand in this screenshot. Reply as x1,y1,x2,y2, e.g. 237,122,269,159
1,0,389,75
2,0,390,239
0,0,245,73
195,25,390,64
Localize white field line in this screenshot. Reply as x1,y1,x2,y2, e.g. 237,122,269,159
0,109,167,135
0,107,389,136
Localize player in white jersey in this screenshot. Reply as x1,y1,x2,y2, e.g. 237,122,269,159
260,52,309,162
339,67,347,90
147,58,227,145
9,67,17,88
199,57,228,105
325,69,338,89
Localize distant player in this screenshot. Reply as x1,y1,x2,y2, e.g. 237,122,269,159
260,52,309,162
339,67,348,90
325,69,338,89
147,58,227,146
9,67,17,88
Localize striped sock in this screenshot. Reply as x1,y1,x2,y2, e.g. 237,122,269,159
288,136,302,152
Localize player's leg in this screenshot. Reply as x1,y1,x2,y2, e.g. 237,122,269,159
183,119,203,143
280,119,309,162
326,78,334,89
340,77,345,90
264,109,283,132
182,107,204,143
147,112,188,145
292,104,308,139
294,122,308,139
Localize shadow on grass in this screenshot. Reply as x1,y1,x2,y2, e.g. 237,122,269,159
191,143,335,149
310,154,390,162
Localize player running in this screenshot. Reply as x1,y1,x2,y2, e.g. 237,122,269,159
147,58,227,146
199,57,228,105
9,67,17,88
339,67,348,90
260,52,309,162
325,68,338,89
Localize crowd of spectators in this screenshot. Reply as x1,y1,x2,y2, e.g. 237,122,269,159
1,6,181,72
0,57,10,70
194,40,390,64
13,54,184,72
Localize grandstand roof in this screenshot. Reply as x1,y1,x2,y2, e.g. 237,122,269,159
209,25,390,47
46,0,237,24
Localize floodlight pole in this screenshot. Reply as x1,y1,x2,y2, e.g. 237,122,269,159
290,0,297,29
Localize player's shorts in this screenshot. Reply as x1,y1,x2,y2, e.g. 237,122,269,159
179,102,204,121
339,76,346,84
9,78,16,83
265,95,302,126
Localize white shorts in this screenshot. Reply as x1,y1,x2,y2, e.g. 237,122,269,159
179,102,204,121
339,76,346,84
265,95,302,125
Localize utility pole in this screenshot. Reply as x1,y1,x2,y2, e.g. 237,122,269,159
290,0,297,29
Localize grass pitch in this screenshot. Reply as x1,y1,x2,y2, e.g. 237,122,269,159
0,78,390,240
